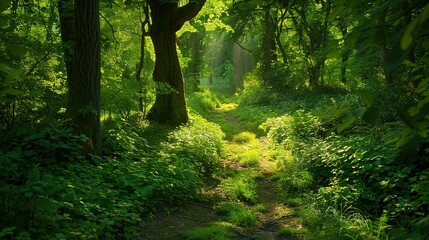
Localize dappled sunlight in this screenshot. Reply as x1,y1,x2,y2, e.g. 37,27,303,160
217,102,238,113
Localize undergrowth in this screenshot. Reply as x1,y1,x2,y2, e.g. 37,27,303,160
236,82,429,239
0,114,224,239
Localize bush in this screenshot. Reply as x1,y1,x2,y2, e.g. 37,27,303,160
163,114,225,177
260,110,323,145
279,170,314,197
238,149,260,167
188,88,221,115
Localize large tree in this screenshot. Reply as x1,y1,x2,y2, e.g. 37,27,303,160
147,0,206,126
63,0,101,155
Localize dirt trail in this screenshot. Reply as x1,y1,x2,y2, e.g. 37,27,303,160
136,105,303,240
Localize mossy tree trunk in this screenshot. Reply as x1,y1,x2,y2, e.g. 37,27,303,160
147,0,206,127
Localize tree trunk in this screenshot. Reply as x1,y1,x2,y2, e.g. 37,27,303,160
188,32,203,92
58,0,74,82
147,0,205,126
262,4,277,87
136,3,149,116
308,63,321,87
147,3,188,126
67,0,101,155
379,8,393,85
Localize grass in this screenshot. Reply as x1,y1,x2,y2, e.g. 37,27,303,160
232,131,256,143
238,149,260,167
221,172,257,204
215,202,257,228
284,197,305,207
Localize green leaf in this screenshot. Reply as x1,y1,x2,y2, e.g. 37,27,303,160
401,20,417,50
362,107,381,125
337,116,356,133
0,227,15,238
419,3,429,24
358,91,375,107
0,0,12,12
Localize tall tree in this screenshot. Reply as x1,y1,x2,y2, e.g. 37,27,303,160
58,0,74,83
291,0,332,87
147,0,206,126
262,2,277,87
66,0,101,155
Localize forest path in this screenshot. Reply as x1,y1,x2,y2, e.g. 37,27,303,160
136,103,304,240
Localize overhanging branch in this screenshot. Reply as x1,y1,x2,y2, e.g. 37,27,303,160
173,0,206,31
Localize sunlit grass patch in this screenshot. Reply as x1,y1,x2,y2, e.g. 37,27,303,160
218,102,237,112
238,149,260,167
221,172,257,204
215,202,257,228
232,131,256,143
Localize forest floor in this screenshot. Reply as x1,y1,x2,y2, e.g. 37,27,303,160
137,103,305,240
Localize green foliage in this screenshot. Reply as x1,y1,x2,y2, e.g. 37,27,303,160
187,88,221,115
300,204,393,240
260,110,323,145
215,202,257,228
0,116,226,239
238,149,260,167
232,131,256,143
221,172,257,205
163,114,225,177
279,170,314,197
102,120,149,160
277,226,306,239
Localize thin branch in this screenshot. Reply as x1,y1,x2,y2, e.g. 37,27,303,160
235,41,254,55
25,51,51,77
99,12,119,49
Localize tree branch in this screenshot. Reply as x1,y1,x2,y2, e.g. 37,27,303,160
173,0,206,31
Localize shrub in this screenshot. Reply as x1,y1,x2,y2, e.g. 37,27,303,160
188,88,221,114
279,170,314,198
260,110,323,145
163,114,225,177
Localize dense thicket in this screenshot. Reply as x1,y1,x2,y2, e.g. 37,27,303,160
0,0,428,239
